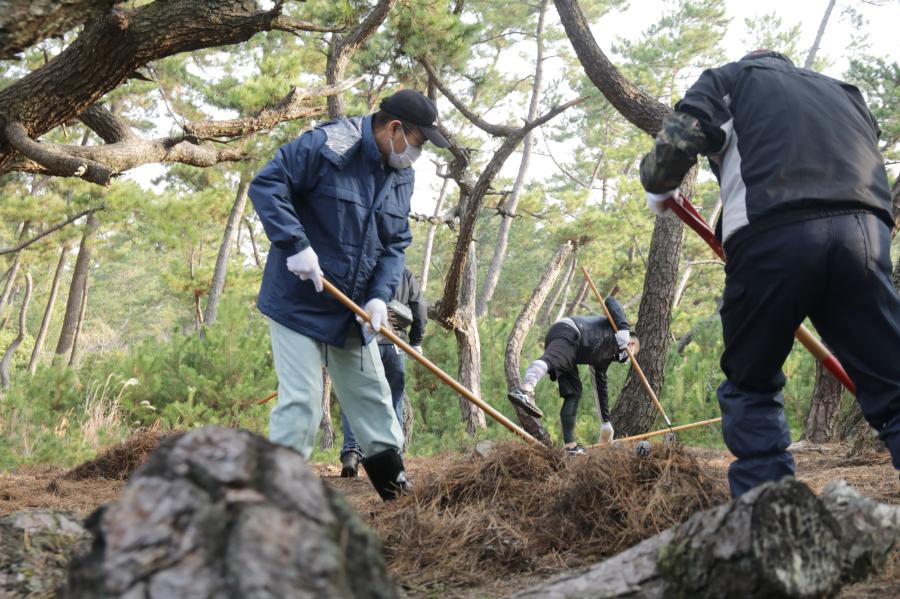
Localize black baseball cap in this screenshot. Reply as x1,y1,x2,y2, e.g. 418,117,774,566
379,89,449,148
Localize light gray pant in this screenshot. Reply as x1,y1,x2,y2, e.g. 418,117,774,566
268,318,403,459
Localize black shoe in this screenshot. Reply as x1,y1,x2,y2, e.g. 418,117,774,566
361,449,412,501
508,388,544,418
565,444,586,456
340,451,360,478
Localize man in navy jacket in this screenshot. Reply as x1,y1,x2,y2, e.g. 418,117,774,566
640,50,900,497
249,90,448,500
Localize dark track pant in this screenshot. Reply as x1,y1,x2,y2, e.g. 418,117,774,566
719,212,900,497
342,344,406,456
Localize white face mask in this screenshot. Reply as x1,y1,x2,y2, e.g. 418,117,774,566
388,127,422,169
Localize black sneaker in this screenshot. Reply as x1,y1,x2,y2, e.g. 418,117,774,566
565,444,586,456
508,388,544,418
340,451,360,478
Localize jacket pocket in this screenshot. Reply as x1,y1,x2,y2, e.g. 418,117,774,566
377,193,410,242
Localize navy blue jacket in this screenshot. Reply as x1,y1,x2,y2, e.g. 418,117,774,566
249,116,414,346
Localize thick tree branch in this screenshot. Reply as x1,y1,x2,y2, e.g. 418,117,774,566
78,104,136,143
325,0,397,118
421,59,515,137
270,15,347,35
0,0,340,176
554,0,670,136
434,95,587,321
5,121,115,184
183,77,362,139
0,0,119,60
0,207,104,256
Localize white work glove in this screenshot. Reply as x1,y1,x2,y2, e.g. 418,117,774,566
286,246,323,292
357,298,388,334
600,422,615,443
615,329,630,350
412,345,423,356
645,188,681,217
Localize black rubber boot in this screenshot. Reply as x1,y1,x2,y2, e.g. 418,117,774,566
340,451,360,478
361,449,411,501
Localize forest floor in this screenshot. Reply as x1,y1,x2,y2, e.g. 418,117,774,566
1,440,897,598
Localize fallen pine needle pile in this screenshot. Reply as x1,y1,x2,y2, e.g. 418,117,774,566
64,428,170,481
374,441,729,586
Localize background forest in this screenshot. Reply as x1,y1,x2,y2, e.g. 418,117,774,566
0,0,897,470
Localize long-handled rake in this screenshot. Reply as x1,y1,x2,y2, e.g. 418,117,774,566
256,277,542,446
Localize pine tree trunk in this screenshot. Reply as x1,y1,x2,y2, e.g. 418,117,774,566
566,278,589,315
456,237,486,435
0,221,31,323
319,368,334,450
512,479,900,599
401,392,414,449
68,274,90,367
552,250,577,322
610,171,694,436
243,216,263,270
28,243,68,374
505,241,574,445
0,271,32,387
804,0,837,69
54,212,98,365
420,177,449,294
476,0,548,318
805,362,844,442
204,173,249,326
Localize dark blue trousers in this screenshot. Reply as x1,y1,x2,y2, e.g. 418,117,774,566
342,343,406,456
719,212,900,497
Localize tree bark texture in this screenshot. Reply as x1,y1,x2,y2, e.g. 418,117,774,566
454,222,486,435
325,0,397,119
432,100,580,324
54,212,98,363
505,242,574,445
67,273,89,367
553,0,670,137
555,0,691,436
0,271,31,388
65,427,399,598
203,174,249,326
476,0,549,318
0,1,350,182
511,478,900,599
805,360,844,443
0,0,119,59
420,177,449,294
609,209,685,436
319,369,335,451
28,243,68,374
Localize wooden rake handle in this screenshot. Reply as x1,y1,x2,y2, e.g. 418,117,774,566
581,266,673,427
255,278,540,445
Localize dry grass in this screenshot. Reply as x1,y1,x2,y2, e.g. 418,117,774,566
369,441,729,587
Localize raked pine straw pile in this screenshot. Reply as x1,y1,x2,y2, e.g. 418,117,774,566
373,440,729,586
64,428,169,481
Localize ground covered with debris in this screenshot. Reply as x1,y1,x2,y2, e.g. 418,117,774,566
0,431,896,598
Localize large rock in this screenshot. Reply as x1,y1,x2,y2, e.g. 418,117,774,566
64,426,398,599
0,510,90,597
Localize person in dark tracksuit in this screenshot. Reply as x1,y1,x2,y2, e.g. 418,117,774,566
340,267,427,477
508,298,639,454
640,50,900,497
249,90,449,500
